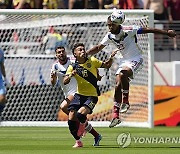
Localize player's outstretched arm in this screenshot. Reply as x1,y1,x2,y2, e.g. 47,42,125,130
86,44,105,55
141,27,176,38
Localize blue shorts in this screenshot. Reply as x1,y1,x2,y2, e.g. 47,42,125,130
68,93,98,114
0,80,6,95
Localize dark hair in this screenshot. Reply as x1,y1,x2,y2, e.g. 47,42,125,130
72,43,85,54
107,15,111,22
55,46,65,52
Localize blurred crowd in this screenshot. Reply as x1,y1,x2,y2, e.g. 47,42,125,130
0,0,179,52
0,0,180,21
0,0,179,21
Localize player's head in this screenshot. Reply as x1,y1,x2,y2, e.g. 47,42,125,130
72,43,87,59
107,9,125,34
55,46,67,62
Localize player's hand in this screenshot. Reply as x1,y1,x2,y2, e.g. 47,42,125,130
50,71,57,79
69,70,77,78
97,74,104,81
167,30,176,38
110,49,119,59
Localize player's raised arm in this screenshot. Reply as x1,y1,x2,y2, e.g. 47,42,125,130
86,44,105,55
63,67,76,85
50,71,57,86
141,27,176,38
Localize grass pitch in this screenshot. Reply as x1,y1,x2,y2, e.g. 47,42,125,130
0,126,180,154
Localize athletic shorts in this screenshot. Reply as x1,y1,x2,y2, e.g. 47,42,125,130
68,93,98,114
116,55,143,79
0,80,6,95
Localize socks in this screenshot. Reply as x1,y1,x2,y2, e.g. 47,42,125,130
68,120,80,140
113,102,120,119
122,90,129,104
85,122,99,138
0,104,5,116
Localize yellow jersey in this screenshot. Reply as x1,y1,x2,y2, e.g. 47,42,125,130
66,56,102,97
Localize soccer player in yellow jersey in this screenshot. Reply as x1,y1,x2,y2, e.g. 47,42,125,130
63,43,117,148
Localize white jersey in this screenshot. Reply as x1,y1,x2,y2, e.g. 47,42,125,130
51,57,77,97
101,25,143,60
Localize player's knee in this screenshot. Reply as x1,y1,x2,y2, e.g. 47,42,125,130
60,101,68,111
0,95,6,104
68,120,76,130
69,110,76,120
77,112,87,123
120,70,128,77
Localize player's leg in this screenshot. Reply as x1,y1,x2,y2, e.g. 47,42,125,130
109,74,122,128
60,95,101,144
120,57,143,113
84,121,102,146
77,96,98,137
0,82,7,121
68,109,83,148
119,68,132,113
60,95,74,115
67,94,83,148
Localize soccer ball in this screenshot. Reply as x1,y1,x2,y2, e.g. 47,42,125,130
110,9,125,25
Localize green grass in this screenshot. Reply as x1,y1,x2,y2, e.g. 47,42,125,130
0,127,180,154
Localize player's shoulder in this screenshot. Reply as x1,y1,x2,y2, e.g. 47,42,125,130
89,56,100,62
51,60,60,70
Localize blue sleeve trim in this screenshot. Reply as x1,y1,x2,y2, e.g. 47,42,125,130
137,27,143,34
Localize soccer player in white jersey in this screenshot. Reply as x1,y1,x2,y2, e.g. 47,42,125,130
0,49,7,121
50,46,102,147
86,9,176,128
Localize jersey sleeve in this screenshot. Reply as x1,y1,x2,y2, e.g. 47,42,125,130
51,63,55,73
91,56,103,68
100,32,111,46
124,25,142,37
51,62,59,73
66,65,73,75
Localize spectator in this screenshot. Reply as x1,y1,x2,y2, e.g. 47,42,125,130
103,0,119,9
167,0,180,50
144,0,167,20
118,0,135,9
133,0,144,9
62,0,68,8
0,0,13,9
43,26,68,54
13,0,34,9
69,0,85,9
85,0,103,9
43,0,65,9
167,0,180,21
34,0,43,9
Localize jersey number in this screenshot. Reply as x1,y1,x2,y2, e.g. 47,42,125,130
82,69,88,77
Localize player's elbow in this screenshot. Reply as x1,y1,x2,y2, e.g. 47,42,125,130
87,44,104,55
102,59,113,69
